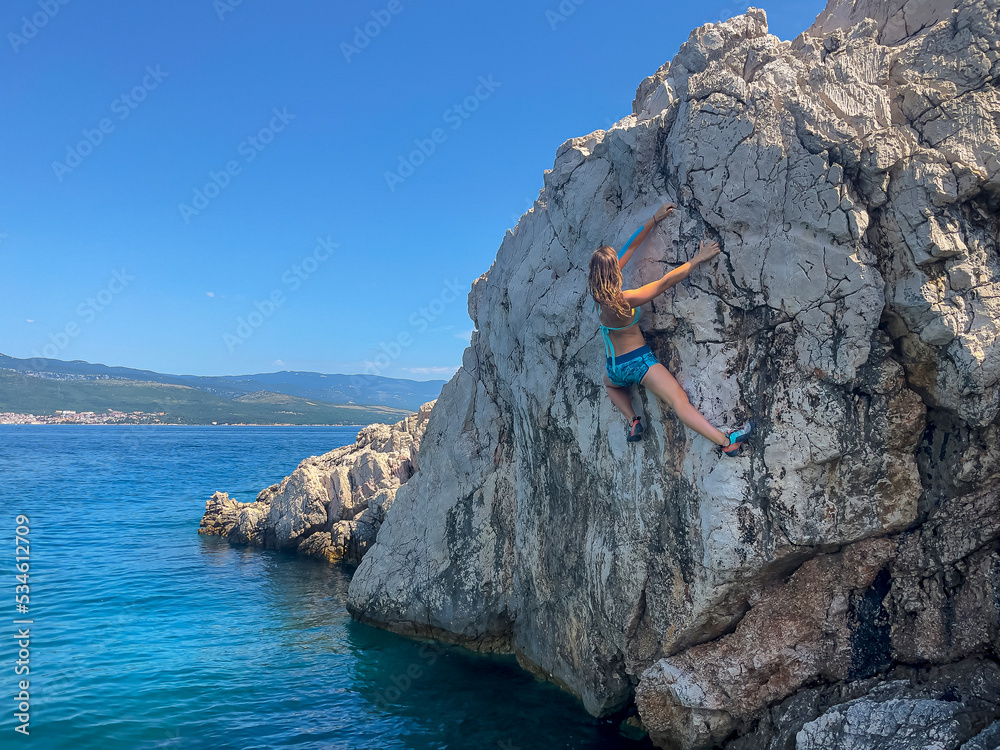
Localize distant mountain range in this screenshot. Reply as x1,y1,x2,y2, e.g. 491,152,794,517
0,354,447,424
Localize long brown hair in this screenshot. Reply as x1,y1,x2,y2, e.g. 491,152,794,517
588,246,631,318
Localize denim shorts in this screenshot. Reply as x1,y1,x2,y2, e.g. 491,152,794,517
606,345,659,387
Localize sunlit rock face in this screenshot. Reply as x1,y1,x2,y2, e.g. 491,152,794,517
346,1,1000,747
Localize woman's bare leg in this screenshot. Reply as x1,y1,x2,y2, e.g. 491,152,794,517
640,364,734,448
603,375,637,422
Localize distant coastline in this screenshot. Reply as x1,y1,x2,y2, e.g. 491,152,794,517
0,412,369,427
0,423,368,427
0,354,438,428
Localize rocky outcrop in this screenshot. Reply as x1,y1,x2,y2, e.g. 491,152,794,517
198,402,434,564
635,484,1000,747
727,658,1000,750
809,0,964,45
346,1,1000,748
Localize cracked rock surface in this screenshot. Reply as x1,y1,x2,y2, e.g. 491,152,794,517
346,0,1000,748
728,658,1000,750
198,402,434,565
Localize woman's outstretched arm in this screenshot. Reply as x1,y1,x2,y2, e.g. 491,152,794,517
623,240,721,307
618,203,676,269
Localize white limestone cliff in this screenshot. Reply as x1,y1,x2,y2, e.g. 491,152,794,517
346,1,1000,748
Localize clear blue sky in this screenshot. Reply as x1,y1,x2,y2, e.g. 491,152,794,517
0,0,826,379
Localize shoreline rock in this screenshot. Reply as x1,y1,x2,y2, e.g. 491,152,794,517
198,401,435,565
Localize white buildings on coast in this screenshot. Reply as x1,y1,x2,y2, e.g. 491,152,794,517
0,409,167,425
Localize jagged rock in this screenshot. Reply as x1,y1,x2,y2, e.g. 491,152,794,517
198,491,242,536
228,487,272,546
889,486,1000,665
635,537,898,748
809,0,963,46
268,465,331,548
297,531,335,562
367,487,403,526
198,401,434,563
332,519,378,565
727,658,1000,750
635,484,1000,747
963,721,1000,750
345,0,1000,748
797,697,966,750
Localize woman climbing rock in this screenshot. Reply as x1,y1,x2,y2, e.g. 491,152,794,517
588,203,753,455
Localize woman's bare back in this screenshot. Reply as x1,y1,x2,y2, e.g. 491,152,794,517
598,305,646,357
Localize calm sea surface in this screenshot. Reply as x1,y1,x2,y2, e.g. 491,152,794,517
0,426,648,749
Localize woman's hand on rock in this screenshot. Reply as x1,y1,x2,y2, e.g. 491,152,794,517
653,203,676,223
693,240,721,265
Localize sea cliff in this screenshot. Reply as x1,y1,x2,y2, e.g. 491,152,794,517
344,1,1000,747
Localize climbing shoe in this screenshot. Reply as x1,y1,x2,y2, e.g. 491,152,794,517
627,416,643,443
721,421,754,457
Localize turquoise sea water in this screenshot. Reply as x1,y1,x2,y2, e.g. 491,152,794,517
0,426,650,749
